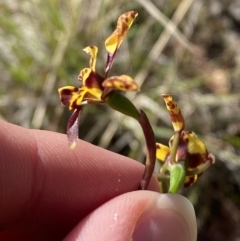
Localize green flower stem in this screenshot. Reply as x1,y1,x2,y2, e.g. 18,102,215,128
159,180,169,193
139,110,156,190
170,131,180,164
157,173,170,181
157,172,170,193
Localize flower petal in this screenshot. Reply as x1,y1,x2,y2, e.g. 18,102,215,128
183,131,207,155
83,87,103,102
156,143,170,162
182,131,209,169
58,86,88,110
78,68,91,84
58,86,78,109
105,11,138,54
67,108,82,149
184,175,198,187
83,46,98,71
162,94,185,132
79,68,105,91
104,11,138,75
102,75,139,91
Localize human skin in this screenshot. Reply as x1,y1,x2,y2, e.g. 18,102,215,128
0,120,197,241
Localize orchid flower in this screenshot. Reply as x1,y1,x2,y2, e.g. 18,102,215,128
58,11,156,190
156,94,215,193
58,11,139,149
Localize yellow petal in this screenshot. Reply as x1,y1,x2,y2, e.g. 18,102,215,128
58,86,88,110
184,175,198,187
58,86,78,110
102,75,139,91
83,46,98,71
78,68,92,85
182,131,207,155
156,143,170,162
75,87,88,106
162,94,185,132
84,87,103,101
105,11,138,54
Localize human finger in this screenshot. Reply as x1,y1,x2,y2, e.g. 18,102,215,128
64,191,197,241
0,120,159,240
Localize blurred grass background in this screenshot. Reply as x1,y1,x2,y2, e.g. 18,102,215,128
1,0,240,240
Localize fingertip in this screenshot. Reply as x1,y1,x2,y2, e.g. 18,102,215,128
157,194,197,240
133,194,197,241
62,191,152,241
63,191,196,241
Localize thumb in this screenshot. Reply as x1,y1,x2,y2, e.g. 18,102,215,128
63,191,197,241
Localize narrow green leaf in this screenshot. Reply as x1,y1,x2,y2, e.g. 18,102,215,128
106,91,140,120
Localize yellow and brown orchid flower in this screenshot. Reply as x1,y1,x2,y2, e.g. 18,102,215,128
58,11,139,149
156,94,215,192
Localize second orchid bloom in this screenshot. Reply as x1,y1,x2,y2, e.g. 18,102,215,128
156,94,215,193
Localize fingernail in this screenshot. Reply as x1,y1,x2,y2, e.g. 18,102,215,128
132,194,196,241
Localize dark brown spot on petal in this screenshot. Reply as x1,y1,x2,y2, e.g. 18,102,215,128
168,101,175,109
131,11,137,18
85,71,104,89
59,87,79,107
123,24,128,33
188,153,208,169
